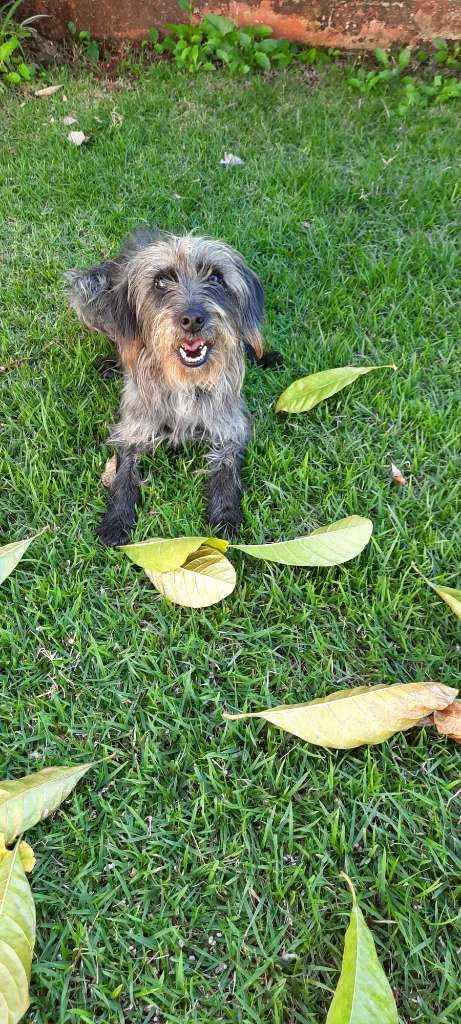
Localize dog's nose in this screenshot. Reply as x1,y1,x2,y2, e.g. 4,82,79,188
180,310,206,334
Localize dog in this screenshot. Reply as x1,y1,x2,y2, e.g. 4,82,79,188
66,229,281,547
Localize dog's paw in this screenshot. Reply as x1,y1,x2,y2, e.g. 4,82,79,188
209,508,242,540
98,515,132,547
260,349,284,368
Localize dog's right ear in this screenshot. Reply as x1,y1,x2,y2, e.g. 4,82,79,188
65,229,160,353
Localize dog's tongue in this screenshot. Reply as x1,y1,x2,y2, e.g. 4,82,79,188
182,338,204,354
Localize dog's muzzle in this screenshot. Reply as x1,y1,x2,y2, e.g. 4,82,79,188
177,336,211,367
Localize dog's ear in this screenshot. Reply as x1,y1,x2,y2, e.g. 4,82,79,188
238,263,265,360
65,229,160,348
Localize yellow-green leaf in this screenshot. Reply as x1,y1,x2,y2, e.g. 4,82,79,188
275,364,396,413
120,535,228,572
326,873,398,1023
0,841,36,1024
0,764,92,845
146,543,236,608
232,516,372,566
413,565,461,620
223,681,457,749
433,700,461,744
0,532,42,586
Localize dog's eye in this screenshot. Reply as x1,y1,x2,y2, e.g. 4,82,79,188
154,274,174,290
208,271,224,287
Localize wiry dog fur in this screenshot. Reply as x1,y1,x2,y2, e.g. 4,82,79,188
66,229,279,546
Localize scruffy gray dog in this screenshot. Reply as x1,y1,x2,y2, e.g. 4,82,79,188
67,229,280,546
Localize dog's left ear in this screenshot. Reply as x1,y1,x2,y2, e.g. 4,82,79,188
238,263,265,360
239,263,283,368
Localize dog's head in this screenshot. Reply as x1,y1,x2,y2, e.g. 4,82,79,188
66,229,264,388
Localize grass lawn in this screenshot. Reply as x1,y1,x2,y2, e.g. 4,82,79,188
0,64,459,1024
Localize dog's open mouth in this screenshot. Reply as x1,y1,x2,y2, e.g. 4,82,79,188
178,337,210,368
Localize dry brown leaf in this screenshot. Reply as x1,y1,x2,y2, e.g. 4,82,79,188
391,462,407,485
433,701,461,743
67,130,89,146
101,454,117,489
34,84,64,97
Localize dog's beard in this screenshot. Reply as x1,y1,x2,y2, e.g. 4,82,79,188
141,308,242,391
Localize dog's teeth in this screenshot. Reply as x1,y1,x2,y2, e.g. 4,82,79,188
179,344,208,365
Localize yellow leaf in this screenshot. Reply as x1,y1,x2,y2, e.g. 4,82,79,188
326,873,398,1023
101,453,118,488
0,763,92,845
223,681,458,749
233,516,372,566
147,543,236,608
0,842,35,1023
276,364,396,414
0,531,44,586
433,701,461,744
18,842,35,874
413,565,461,620
120,535,228,573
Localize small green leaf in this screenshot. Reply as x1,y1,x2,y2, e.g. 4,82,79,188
0,36,20,62
275,364,396,414
397,46,412,69
0,531,43,586
0,841,36,1024
148,27,159,44
413,565,461,620
254,50,271,71
232,516,373,566
202,14,234,36
120,535,228,573
326,874,398,1023
0,764,93,844
374,48,389,67
67,20,77,35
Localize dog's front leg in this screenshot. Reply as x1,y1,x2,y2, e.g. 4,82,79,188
98,448,140,547
207,440,247,538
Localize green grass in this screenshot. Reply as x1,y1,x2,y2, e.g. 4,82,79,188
0,65,459,1024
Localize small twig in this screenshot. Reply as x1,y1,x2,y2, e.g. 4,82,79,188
0,339,59,373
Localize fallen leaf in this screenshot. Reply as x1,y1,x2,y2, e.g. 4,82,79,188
232,516,373,566
0,841,36,1023
433,701,461,743
276,364,397,414
121,535,228,573
0,531,43,586
18,841,35,874
101,453,117,489
223,681,457,749
220,152,244,166
412,564,461,620
62,114,77,125
67,130,89,146
111,109,123,127
390,462,407,485
146,543,236,608
326,873,398,1023
0,764,93,845
34,84,63,97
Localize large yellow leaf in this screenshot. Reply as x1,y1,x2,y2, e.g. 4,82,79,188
146,544,236,608
413,565,461,620
0,842,35,1024
0,532,43,586
223,681,458,749
275,364,396,414
0,764,92,845
120,535,228,573
433,701,461,744
326,873,398,1023
232,516,372,566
